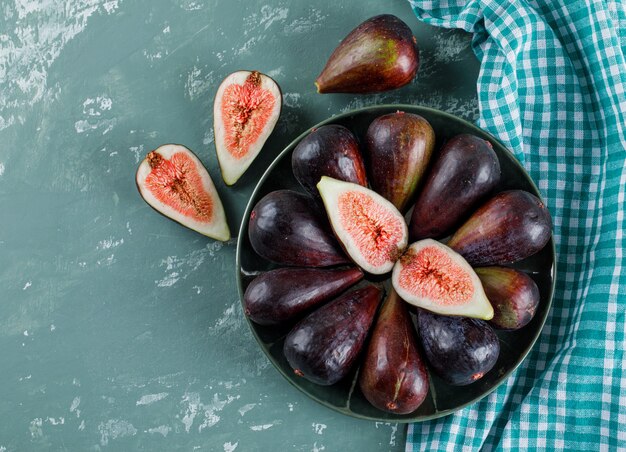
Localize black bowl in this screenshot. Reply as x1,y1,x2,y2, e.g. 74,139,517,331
235,104,556,422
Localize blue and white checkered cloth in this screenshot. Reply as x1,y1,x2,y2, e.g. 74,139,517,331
406,0,626,449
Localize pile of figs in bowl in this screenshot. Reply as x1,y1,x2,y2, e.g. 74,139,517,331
236,104,555,421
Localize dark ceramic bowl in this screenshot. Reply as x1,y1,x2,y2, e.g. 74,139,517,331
235,105,556,422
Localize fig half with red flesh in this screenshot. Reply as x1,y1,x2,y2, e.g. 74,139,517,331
136,144,230,241
317,176,408,275
214,70,282,185
392,239,493,319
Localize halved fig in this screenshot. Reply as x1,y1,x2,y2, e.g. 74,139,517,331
315,15,419,93
136,144,230,241
214,70,282,185
317,176,408,275
391,239,493,319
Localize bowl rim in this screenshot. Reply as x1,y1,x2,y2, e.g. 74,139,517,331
235,103,557,422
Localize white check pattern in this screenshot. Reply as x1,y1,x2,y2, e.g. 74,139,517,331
406,0,626,450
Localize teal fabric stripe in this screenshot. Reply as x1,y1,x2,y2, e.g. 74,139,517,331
406,0,626,449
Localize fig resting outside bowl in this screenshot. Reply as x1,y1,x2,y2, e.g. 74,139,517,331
235,104,556,422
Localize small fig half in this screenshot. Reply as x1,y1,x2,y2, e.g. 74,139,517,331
475,267,540,330
392,239,493,319
214,70,282,185
315,15,419,94
136,144,230,241
365,111,435,212
317,176,408,275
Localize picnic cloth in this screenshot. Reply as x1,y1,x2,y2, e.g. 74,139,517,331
405,0,626,450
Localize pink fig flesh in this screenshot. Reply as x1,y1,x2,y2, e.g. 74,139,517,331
136,144,230,241
392,239,493,319
214,70,282,185
317,176,408,275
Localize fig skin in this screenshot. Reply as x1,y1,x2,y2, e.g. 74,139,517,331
365,111,435,212
243,267,363,326
358,289,429,414
315,15,419,94
409,134,501,240
248,190,349,267
284,285,383,386
292,125,368,200
475,267,540,330
447,190,553,266
417,309,500,386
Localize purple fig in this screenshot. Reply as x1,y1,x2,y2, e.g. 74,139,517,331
292,125,367,200
409,134,501,240
243,267,363,326
315,15,419,94
447,190,552,266
248,190,349,267
475,267,540,330
365,111,435,212
284,285,382,385
359,289,429,414
418,309,500,386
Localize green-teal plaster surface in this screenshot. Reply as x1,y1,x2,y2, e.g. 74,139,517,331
0,0,478,449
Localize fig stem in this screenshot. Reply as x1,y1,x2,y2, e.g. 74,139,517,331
147,151,163,169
